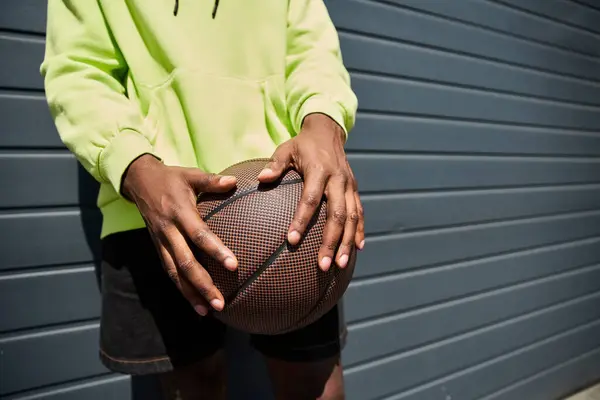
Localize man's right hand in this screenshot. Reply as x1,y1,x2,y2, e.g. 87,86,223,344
121,154,238,316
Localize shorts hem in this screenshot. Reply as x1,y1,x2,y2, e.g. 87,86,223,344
252,327,348,363
99,348,175,375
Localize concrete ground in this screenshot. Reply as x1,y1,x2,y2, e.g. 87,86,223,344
565,383,600,400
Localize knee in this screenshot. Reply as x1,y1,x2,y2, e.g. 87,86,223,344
317,379,345,400
267,356,345,400
159,351,227,399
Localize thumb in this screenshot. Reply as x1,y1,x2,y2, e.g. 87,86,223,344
258,145,293,182
183,168,237,194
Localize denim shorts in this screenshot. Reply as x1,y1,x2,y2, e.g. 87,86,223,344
98,228,347,375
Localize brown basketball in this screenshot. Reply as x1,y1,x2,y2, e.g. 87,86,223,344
195,158,356,335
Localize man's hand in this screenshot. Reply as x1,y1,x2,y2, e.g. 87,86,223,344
122,154,239,316
258,113,365,272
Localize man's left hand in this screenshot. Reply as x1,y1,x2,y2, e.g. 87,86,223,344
258,113,365,271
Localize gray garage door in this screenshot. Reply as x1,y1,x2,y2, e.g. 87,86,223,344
2,1,600,399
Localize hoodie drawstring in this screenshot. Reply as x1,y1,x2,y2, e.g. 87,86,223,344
174,0,220,19
212,0,220,18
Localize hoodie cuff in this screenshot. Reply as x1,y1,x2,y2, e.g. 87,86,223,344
99,128,158,196
296,95,349,141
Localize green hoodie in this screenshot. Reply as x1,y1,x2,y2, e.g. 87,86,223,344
41,0,358,239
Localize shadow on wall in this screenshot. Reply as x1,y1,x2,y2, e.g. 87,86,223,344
76,164,274,400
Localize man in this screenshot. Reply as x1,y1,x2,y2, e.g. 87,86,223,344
41,0,364,398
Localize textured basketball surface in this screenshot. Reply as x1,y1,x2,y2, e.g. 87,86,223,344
195,158,356,335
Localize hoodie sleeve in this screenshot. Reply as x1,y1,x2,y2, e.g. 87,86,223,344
285,0,358,140
41,0,157,195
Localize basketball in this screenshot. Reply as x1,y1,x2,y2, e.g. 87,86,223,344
195,158,357,335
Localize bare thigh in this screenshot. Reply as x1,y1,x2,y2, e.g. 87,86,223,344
156,347,344,399
158,350,227,400
266,355,345,400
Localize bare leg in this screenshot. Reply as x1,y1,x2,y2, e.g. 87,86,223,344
158,350,227,400
266,355,345,400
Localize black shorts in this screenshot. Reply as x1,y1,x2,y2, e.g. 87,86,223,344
99,228,347,375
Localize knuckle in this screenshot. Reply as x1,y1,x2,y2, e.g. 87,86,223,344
191,229,211,248
310,163,327,176
196,284,212,299
200,172,217,187
302,192,321,208
166,269,180,284
196,280,215,298
162,198,183,219
215,250,229,262
269,147,289,165
155,218,171,234
349,212,360,224
334,171,348,183
339,237,353,248
207,172,219,183
357,205,364,217
324,241,338,251
293,215,308,228
159,196,177,214
177,258,197,275
332,208,347,225
170,205,183,220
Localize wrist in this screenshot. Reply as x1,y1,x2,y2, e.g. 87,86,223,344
121,154,162,201
300,113,346,143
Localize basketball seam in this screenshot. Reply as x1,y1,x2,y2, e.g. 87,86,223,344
287,249,356,333
223,202,326,325
224,239,288,305
291,274,337,332
202,178,303,221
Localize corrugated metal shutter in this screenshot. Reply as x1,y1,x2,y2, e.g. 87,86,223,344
336,1,600,399
1,1,600,399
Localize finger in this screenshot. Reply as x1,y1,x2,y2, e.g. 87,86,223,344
183,169,237,193
346,161,365,250
318,175,347,272
336,189,358,268
346,161,358,190
354,191,365,250
175,205,238,271
162,228,226,311
257,144,293,182
180,277,211,314
288,169,327,246
157,239,210,315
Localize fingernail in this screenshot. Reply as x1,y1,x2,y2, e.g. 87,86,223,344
258,169,272,179
288,230,301,244
210,299,224,311
224,256,237,270
194,304,208,316
320,256,332,271
219,176,236,185
358,240,365,250
339,254,349,268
